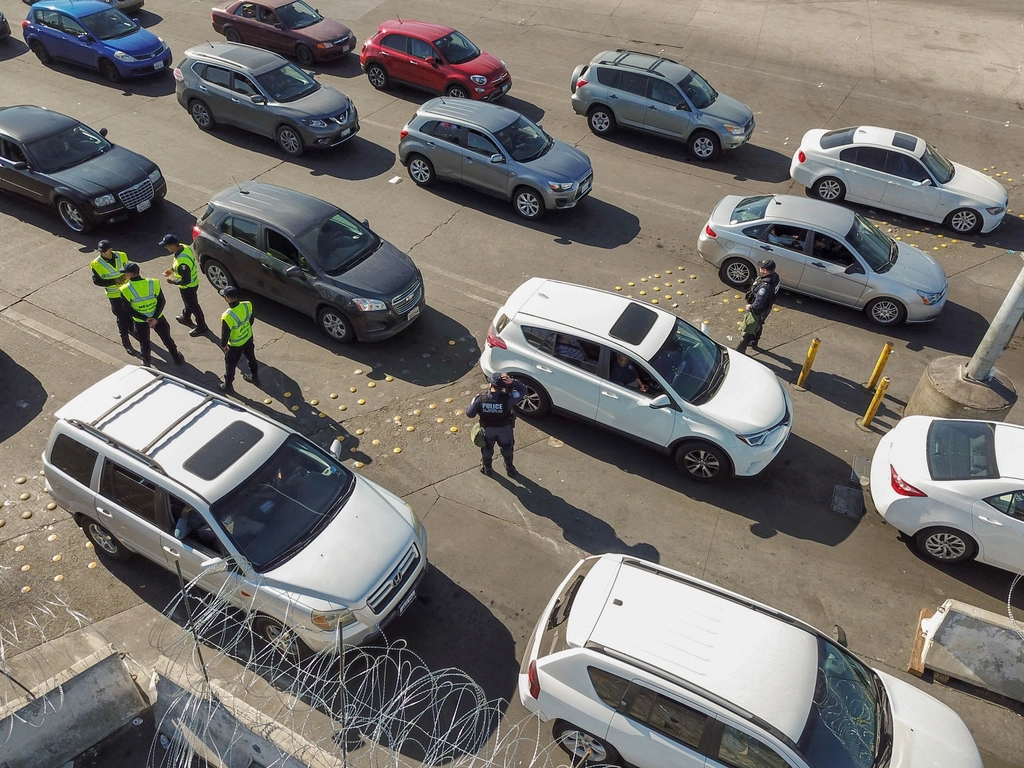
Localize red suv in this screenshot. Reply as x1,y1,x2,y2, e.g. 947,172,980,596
360,20,511,101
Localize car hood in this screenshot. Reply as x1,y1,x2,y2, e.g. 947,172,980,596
699,349,788,433
100,27,163,56
452,50,505,78
524,139,591,181
49,144,154,197
878,670,983,768
888,243,947,293
279,84,351,118
943,162,1008,207
701,92,752,126
335,238,418,296
263,476,416,605
295,17,352,43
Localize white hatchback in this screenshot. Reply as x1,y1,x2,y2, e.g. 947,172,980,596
479,278,792,481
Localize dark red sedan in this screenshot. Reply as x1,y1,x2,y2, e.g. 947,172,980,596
359,19,511,101
211,0,354,66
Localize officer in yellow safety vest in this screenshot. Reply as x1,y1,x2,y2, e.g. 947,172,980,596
118,262,185,368
90,239,136,356
159,233,208,337
218,286,260,394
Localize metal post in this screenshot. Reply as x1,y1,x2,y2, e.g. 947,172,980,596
175,559,211,688
966,260,1024,382
796,338,821,388
860,376,890,428
864,342,894,390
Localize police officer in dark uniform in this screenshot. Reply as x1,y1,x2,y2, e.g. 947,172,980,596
466,372,526,477
117,262,185,367
737,259,781,354
159,233,208,337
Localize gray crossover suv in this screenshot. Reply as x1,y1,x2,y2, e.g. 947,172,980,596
398,98,593,220
173,42,358,157
570,49,754,161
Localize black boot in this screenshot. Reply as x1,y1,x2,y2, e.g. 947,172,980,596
735,340,748,354
243,372,261,386
480,459,492,477
504,460,518,478
219,381,236,394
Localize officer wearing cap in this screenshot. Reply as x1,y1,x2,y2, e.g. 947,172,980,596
218,286,259,394
90,239,136,356
466,372,525,477
117,262,184,367
737,259,781,354
159,233,208,337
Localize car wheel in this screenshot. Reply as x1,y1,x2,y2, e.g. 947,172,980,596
586,105,615,136
945,208,982,235
189,99,216,131
318,307,355,343
203,259,234,292
82,519,132,562
512,376,551,418
865,297,906,327
513,187,544,220
812,176,846,202
688,130,721,161
445,83,469,99
552,721,621,767
914,527,977,565
29,39,53,65
56,198,90,233
366,62,389,90
675,440,731,482
276,124,304,157
223,26,241,43
719,257,755,288
295,44,314,67
253,615,311,662
98,58,122,83
407,154,435,186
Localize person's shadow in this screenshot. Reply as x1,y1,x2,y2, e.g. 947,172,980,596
489,474,659,561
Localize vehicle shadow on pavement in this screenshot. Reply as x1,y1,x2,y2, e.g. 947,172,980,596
295,136,397,181
0,39,29,62
0,350,47,443
39,62,177,97
716,143,793,184
310,55,364,80
134,9,163,28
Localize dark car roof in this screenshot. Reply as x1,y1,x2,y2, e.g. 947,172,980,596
183,42,286,75
376,19,455,40
210,182,337,237
0,105,80,143
29,0,111,16
416,98,519,133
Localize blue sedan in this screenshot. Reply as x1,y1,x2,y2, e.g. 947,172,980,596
22,0,170,82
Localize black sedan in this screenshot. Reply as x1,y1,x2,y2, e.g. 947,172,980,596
0,105,166,233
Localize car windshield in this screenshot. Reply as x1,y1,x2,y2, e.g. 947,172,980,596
493,115,552,162
846,214,896,273
920,143,954,184
432,30,479,64
81,8,138,40
256,62,319,102
209,435,354,571
297,209,381,275
679,69,717,109
25,124,111,173
647,317,726,404
797,638,889,768
730,195,772,223
275,0,321,30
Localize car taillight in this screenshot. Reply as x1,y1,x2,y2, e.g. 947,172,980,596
704,224,717,238
576,78,588,89
400,129,408,139
21,20,30,28
486,324,506,349
527,660,540,699
890,465,926,497
191,224,202,241
797,150,806,163
172,67,183,82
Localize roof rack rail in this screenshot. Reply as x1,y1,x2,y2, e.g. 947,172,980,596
68,419,169,477
611,48,676,72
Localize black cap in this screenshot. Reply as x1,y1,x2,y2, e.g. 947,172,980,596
219,285,239,299
122,262,140,275
490,372,506,386
158,233,180,247
757,259,776,271
97,239,111,252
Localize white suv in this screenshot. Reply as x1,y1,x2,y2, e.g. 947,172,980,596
520,554,983,768
43,365,427,659
480,279,791,481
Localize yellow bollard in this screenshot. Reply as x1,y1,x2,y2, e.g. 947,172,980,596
860,376,890,428
795,338,821,388
864,342,894,390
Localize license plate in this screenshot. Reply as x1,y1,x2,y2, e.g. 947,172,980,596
580,181,592,196
136,199,151,212
500,82,510,94
407,305,420,320
341,44,350,53
340,127,351,138
154,60,164,70
397,589,416,615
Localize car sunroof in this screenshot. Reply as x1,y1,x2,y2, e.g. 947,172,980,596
892,132,918,152
609,303,658,345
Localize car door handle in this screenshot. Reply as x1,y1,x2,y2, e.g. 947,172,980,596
96,507,113,518
977,516,1003,526
536,365,552,373
230,98,240,103
759,245,773,252
609,94,617,99
466,158,473,164
601,391,619,399
648,105,658,110
260,263,274,273
163,545,182,557
198,85,208,92
425,141,436,147
811,261,827,268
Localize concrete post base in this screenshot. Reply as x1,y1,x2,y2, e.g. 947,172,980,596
904,355,1017,421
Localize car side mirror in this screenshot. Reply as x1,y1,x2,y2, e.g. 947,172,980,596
12,161,28,171
200,556,229,574
489,153,504,164
330,438,344,459
132,17,140,26
250,94,266,104
833,624,848,648
361,219,369,228
648,394,672,409
77,33,91,42
919,178,931,187
99,127,108,137
425,56,436,65
845,262,865,275
284,265,302,278
675,103,689,111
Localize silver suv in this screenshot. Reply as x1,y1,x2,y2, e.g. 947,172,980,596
43,366,427,660
398,97,593,220
570,49,754,161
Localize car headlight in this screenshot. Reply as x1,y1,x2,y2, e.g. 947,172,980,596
148,169,162,185
722,123,745,136
547,181,573,192
93,194,116,207
113,51,137,62
916,288,945,306
470,74,487,85
311,608,357,632
317,41,333,49
736,428,775,447
303,118,328,128
352,297,387,311
986,205,1005,215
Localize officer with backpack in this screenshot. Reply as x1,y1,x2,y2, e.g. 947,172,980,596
736,259,780,354
466,372,525,477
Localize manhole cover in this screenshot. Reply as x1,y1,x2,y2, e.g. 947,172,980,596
851,455,872,484
832,484,864,519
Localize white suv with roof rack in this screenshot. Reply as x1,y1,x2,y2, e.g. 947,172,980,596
43,365,427,659
520,554,983,768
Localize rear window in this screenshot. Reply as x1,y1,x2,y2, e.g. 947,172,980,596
729,195,772,223
819,127,857,149
926,420,999,481
609,303,658,345
537,557,600,659
588,667,630,708
183,421,264,480
49,434,98,486
595,67,620,88
892,132,917,151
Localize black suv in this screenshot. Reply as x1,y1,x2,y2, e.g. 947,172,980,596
193,182,424,342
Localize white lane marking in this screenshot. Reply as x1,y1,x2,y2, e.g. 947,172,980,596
162,175,216,196
419,263,509,298
1,308,123,368
602,187,709,217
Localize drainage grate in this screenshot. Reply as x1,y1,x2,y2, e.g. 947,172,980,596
851,455,872,485
832,484,865,519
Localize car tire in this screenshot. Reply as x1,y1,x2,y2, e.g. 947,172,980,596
29,39,53,65
98,58,122,83
203,259,234,292
295,44,314,67
864,297,906,327
253,615,312,662
945,208,982,235
552,721,621,767
914,527,978,565
688,130,721,161
719,257,755,288
366,62,389,90
189,99,216,131
56,197,91,233
276,124,304,157
513,186,545,220
445,83,469,99
81,519,133,562
511,376,551,418
317,306,355,343
675,440,731,482
812,176,846,203
223,26,241,43
407,154,435,186
586,105,615,136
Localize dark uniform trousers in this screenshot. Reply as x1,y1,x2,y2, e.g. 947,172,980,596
178,286,206,329
135,317,181,365
107,297,135,344
481,423,515,463
225,338,259,385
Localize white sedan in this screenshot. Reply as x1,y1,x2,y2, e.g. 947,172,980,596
790,126,1008,235
868,415,1024,572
